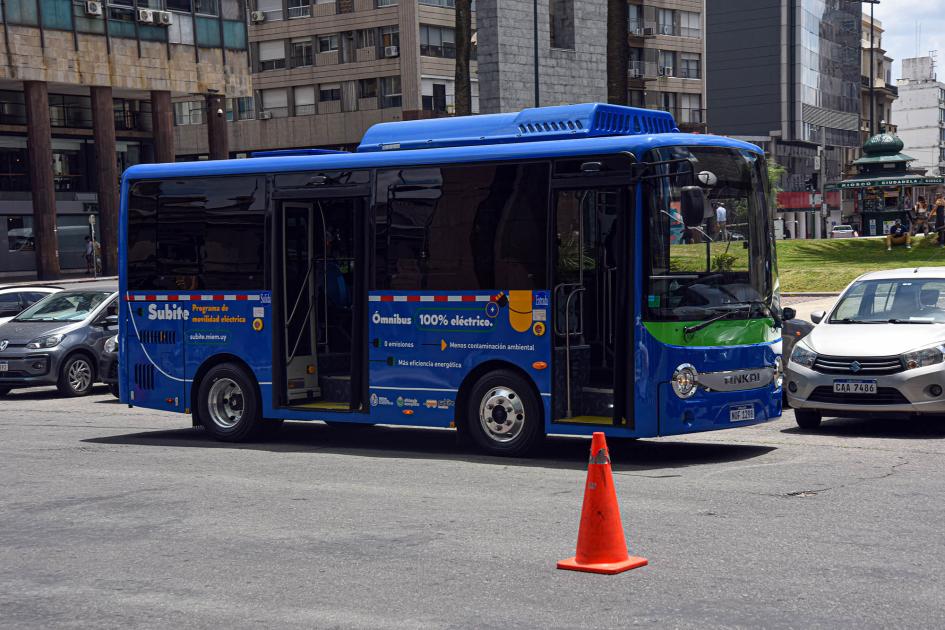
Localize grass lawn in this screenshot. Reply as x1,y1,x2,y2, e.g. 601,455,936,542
668,234,945,293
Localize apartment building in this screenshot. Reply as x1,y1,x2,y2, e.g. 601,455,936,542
0,0,250,278
860,13,897,144
175,0,479,155
476,0,705,131
893,56,945,177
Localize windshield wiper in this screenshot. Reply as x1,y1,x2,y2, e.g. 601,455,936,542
887,318,934,324
683,305,750,336
833,318,883,324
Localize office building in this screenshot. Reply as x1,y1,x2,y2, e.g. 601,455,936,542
175,0,480,156
0,0,251,278
706,0,861,238
892,56,945,177
859,12,896,144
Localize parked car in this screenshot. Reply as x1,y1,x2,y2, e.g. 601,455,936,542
100,334,119,398
786,268,945,429
0,285,118,397
830,225,858,238
0,286,62,326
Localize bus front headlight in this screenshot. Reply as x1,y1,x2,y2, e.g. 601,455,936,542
672,363,699,399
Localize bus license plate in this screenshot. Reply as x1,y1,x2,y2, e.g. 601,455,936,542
833,380,876,394
0,362,7,372
729,405,754,422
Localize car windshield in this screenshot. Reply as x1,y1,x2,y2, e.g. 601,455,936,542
643,146,776,322
830,278,945,323
14,291,112,322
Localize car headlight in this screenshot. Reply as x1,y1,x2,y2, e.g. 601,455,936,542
773,356,784,389
672,363,699,399
26,334,64,350
790,343,817,368
901,345,945,370
104,335,118,353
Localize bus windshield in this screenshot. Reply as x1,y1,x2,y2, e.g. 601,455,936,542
643,146,775,323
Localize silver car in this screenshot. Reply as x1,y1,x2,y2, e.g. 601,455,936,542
786,268,945,429
0,286,118,397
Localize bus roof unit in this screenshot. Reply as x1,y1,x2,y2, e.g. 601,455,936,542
357,103,679,153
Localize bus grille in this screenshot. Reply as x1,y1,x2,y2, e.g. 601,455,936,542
811,355,903,376
134,363,155,389
808,386,909,406
140,330,177,344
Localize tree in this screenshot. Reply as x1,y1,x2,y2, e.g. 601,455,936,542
454,0,473,116
767,160,786,213
606,0,629,104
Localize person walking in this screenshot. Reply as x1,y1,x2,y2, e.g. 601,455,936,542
84,236,94,275
934,194,945,248
914,196,930,236
715,202,728,240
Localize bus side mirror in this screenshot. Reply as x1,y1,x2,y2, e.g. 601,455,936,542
782,307,796,322
680,186,706,227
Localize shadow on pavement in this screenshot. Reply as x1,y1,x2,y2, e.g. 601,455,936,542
782,416,945,440
2,385,111,400
83,422,775,472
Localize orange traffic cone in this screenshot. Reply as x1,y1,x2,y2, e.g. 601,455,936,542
557,432,648,575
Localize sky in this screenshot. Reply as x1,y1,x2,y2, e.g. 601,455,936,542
873,0,945,80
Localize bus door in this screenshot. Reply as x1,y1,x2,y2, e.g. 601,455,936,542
551,171,633,427
273,184,369,413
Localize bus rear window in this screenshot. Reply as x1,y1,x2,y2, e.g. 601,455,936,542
127,176,267,291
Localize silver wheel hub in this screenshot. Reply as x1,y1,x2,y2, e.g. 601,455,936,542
68,359,92,392
207,378,244,429
478,387,526,443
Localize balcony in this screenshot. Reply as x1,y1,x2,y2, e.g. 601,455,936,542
629,60,658,82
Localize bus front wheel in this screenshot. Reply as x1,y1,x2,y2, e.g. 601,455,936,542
465,370,542,457
196,362,262,442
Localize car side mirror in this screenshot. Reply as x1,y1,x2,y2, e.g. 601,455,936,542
101,314,119,328
782,307,796,322
810,310,825,324
680,186,707,227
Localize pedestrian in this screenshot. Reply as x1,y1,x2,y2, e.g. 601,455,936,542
885,219,912,251
914,196,929,236
715,202,728,239
84,236,93,275
935,194,945,248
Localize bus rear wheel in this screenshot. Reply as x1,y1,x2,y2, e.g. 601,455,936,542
196,363,261,442
465,370,541,457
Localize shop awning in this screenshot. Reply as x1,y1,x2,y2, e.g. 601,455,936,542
833,176,945,190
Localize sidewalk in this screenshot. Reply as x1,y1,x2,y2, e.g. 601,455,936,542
0,273,118,288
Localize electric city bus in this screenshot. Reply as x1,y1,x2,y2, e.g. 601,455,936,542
117,103,786,456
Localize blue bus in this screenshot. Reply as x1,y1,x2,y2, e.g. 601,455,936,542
118,103,784,455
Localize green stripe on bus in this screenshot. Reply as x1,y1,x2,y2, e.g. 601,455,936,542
643,319,778,347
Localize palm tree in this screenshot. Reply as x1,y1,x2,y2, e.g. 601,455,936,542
454,0,473,116
606,0,628,104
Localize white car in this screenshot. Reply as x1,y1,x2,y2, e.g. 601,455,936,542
786,267,945,429
0,286,62,326
830,225,858,238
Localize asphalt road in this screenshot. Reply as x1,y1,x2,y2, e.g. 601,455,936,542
2,388,944,629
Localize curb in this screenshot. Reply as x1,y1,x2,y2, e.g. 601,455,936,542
782,292,840,297
1,276,118,288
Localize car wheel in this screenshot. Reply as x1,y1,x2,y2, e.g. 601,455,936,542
108,383,120,398
795,408,822,430
465,369,542,456
196,362,261,442
57,354,96,397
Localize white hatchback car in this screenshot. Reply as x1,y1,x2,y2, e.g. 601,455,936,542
0,286,62,326
786,267,945,429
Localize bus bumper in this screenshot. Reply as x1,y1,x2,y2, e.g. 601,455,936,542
657,383,782,436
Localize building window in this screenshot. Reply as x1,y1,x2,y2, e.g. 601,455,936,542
380,76,402,108
420,25,455,58
174,100,206,125
194,0,218,15
294,86,316,115
165,0,193,11
357,29,376,49
628,89,645,108
549,0,574,50
679,11,700,38
422,81,451,113
0,147,29,191
657,8,676,36
318,34,339,53
290,38,313,67
287,0,310,18
628,3,643,34
254,0,282,20
49,94,93,129
679,52,700,79
419,0,454,6
658,50,675,77
260,88,288,118
258,40,286,71
660,91,676,114
358,78,378,99
381,26,399,50
319,84,342,102
679,93,702,124
376,0,397,6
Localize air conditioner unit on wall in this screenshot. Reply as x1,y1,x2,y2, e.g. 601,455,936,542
384,45,399,58
137,8,155,23
157,11,173,25
85,1,103,16
643,27,655,37
251,10,266,22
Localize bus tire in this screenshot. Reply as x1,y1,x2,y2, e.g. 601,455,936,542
465,369,542,456
196,362,262,442
795,408,822,430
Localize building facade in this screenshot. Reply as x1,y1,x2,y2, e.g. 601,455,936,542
859,12,896,144
707,0,861,238
175,0,479,156
892,56,945,177
0,0,251,278
476,0,706,131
